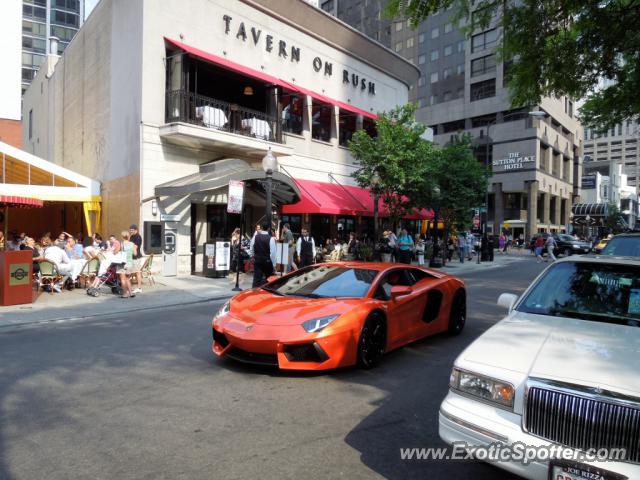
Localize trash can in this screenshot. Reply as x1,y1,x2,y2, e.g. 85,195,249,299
0,251,33,306
202,243,217,278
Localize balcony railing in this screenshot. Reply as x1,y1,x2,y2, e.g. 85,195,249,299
165,90,280,143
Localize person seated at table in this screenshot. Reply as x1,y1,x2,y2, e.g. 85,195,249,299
42,235,72,292
65,236,84,260
22,236,44,274
6,232,22,251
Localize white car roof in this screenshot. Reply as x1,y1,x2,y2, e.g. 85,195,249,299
554,254,640,266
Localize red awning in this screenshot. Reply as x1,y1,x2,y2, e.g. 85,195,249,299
282,179,432,220
165,38,379,121
0,195,44,208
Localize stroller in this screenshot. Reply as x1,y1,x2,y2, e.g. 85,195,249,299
86,262,125,297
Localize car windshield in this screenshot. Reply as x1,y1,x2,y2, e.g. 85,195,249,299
601,237,640,257
264,266,379,298
517,262,640,326
558,234,576,242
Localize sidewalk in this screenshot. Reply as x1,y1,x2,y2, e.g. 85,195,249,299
0,254,529,329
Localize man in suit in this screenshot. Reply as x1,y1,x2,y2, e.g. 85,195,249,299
250,221,276,287
296,227,316,268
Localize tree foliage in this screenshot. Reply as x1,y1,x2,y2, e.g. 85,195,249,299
606,203,626,234
349,105,487,235
386,0,640,130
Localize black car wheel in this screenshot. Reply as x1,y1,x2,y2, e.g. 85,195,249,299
448,290,466,335
357,313,386,369
564,248,572,257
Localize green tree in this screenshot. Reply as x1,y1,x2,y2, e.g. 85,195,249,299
606,203,626,234
349,104,436,227
386,0,640,130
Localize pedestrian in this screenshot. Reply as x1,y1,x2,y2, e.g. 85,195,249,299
457,233,466,263
545,234,557,262
415,234,425,266
397,229,414,264
347,232,359,260
250,221,276,287
118,231,135,298
466,233,474,260
534,235,545,262
498,233,506,253
281,223,295,273
296,226,316,268
387,229,398,262
129,224,144,293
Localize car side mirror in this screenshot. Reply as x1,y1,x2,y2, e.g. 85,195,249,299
390,285,412,298
497,293,518,312
266,275,279,283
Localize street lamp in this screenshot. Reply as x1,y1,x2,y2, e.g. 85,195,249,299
429,185,441,268
482,110,548,247
262,148,278,231
371,170,381,245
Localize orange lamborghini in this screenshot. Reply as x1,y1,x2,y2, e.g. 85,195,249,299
211,262,466,370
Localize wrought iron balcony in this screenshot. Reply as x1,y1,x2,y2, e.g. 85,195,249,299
165,90,280,143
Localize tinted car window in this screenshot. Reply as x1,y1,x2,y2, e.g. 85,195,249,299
558,234,576,242
518,262,640,325
266,266,379,298
601,237,640,257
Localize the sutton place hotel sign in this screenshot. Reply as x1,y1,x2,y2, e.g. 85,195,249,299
493,152,536,172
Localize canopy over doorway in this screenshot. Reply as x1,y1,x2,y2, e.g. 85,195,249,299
0,141,102,240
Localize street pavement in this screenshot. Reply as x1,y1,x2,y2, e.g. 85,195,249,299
0,258,547,480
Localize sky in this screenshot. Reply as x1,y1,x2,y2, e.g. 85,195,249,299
85,0,99,20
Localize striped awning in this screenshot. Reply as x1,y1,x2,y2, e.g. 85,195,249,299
571,203,607,217
0,195,44,208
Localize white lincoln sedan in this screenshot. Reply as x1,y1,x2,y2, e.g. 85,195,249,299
439,255,640,480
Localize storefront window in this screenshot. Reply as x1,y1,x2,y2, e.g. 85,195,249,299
339,109,357,146
337,217,355,240
281,94,303,135
312,101,332,142
281,215,302,236
363,117,377,137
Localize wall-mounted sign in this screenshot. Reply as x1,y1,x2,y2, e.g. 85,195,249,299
222,14,375,95
492,152,535,172
227,180,245,214
160,214,181,222
581,175,596,189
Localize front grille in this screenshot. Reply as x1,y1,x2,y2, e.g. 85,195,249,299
283,343,329,363
524,384,640,463
212,328,229,348
225,347,278,367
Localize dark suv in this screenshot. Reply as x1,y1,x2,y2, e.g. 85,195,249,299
529,233,591,257
601,233,640,257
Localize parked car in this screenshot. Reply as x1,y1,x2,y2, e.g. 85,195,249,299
601,232,640,257
439,255,640,480
528,233,590,257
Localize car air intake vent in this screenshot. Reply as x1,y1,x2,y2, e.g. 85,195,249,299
212,328,229,348
524,382,640,464
284,343,328,362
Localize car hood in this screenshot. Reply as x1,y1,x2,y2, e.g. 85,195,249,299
459,312,640,396
228,290,361,326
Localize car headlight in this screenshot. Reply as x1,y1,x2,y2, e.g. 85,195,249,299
213,301,230,321
450,368,515,409
302,314,340,333
572,244,580,249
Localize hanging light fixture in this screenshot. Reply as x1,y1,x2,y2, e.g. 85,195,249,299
243,86,254,96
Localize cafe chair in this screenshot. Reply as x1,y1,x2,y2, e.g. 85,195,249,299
38,260,63,294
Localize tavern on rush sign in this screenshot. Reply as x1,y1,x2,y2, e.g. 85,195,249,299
492,152,536,172
222,14,376,95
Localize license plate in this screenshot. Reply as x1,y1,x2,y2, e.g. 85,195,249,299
549,461,627,480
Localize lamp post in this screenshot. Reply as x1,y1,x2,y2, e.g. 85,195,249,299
371,170,381,245
481,110,548,258
429,185,441,268
262,148,278,231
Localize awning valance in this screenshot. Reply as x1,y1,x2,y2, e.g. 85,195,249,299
282,178,433,219
155,158,301,205
0,195,43,208
571,203,608,217
165,38,379,121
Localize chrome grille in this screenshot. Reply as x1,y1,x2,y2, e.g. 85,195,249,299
524,383,640,463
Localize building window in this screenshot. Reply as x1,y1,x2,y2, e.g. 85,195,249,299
339,109,357,147
320,0,334,12
22,20,46,36
406,37,414,48
22,36,46,54
417,97,426,108
418,54,426,65
470,54,496,77
282,94,304,135
430,95,437,105
430,72,439,83
23,4,46,21
29,109,33,140
311,101,332,142
52,9,79,28
456,63,465,75
21,68,35,82
52,0,80,10
418,75,426,87
443,67,452,79
430,49,439,61
443,91,452,101
443,120,466,132
418,33,425,43
457,40,465,52
395,42,402,52
431,27,439,38
444,45,453,56
444,22,453,33
470,79,496,101
395,21,403,31
617,123,622,136
471,29,498,53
